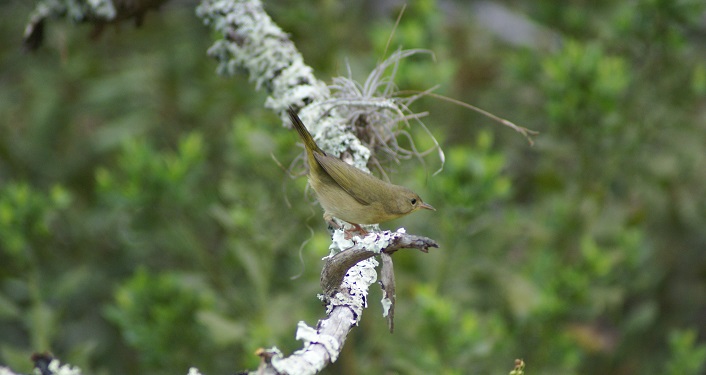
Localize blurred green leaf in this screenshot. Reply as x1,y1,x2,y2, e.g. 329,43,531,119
663,329,706,375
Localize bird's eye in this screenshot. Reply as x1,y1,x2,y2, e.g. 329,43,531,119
411,198,417,205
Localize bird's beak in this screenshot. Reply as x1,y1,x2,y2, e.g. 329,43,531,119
420,202,436,211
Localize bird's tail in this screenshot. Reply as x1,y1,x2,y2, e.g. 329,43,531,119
287,107,321,154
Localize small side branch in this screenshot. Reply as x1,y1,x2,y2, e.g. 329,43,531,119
321,230,439,295
22,0,168,51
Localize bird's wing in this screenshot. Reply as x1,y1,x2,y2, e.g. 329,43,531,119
313,152,373,206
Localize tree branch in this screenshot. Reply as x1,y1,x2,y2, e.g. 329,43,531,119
320,230,439,296
23,0,168,51
252,230,437,374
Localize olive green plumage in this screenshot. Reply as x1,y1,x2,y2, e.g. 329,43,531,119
288,107,434,228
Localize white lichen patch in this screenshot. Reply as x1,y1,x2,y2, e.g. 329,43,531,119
293,321,340,362
37,359,82,375
357,228,406,253
381,295,393,317
328,228,354,257
87,0,116,19
272,328,327,375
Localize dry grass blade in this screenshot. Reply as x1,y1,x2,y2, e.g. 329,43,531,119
399,91,539,145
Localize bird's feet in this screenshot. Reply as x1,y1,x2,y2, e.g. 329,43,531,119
325,214,368,239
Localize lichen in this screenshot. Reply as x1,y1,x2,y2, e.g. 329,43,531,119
294,321,340,362
381,295,392,317
42,359,82,375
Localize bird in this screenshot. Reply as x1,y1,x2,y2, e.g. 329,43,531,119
288,107,435,233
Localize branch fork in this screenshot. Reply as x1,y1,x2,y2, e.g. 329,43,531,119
320,228,438,296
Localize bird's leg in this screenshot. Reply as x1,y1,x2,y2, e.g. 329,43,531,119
348,223,368,235
323,212,342,231
341,223,368,239
324,213,368,237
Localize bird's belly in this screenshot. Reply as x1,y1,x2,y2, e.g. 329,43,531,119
312,181,380,224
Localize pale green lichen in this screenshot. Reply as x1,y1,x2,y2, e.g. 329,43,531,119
197,0,329,108
271,336,322,375
30,359,82,375
329,229,405,256
328,228,355,256
27,0,65,21
358,229,406,253
198,0,334,153
381,295,393,317
324,229,407,320
65,0,115,21
25,0,118,26
85,0,116,19
336,258,377,317
293,321,340,362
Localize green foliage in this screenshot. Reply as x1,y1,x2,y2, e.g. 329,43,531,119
2,1,706,374
663,329,706,375
400,284,510,374
105,268,212,373
368,0,457,89
95,131,205,215
0,182,70,261
0,181,71,372
612,0,705,49
541,40,629,130
430,131,511,212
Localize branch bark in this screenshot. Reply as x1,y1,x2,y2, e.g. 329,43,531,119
320,230,439,296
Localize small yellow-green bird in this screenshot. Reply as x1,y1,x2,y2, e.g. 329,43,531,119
288,107,435,232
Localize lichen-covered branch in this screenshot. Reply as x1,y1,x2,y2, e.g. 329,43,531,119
320,230,438,335
251,230,437,374
22,0,167,50
320,230,439,296
196,0,328,111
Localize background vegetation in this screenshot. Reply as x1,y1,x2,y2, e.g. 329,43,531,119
1,0,706,374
